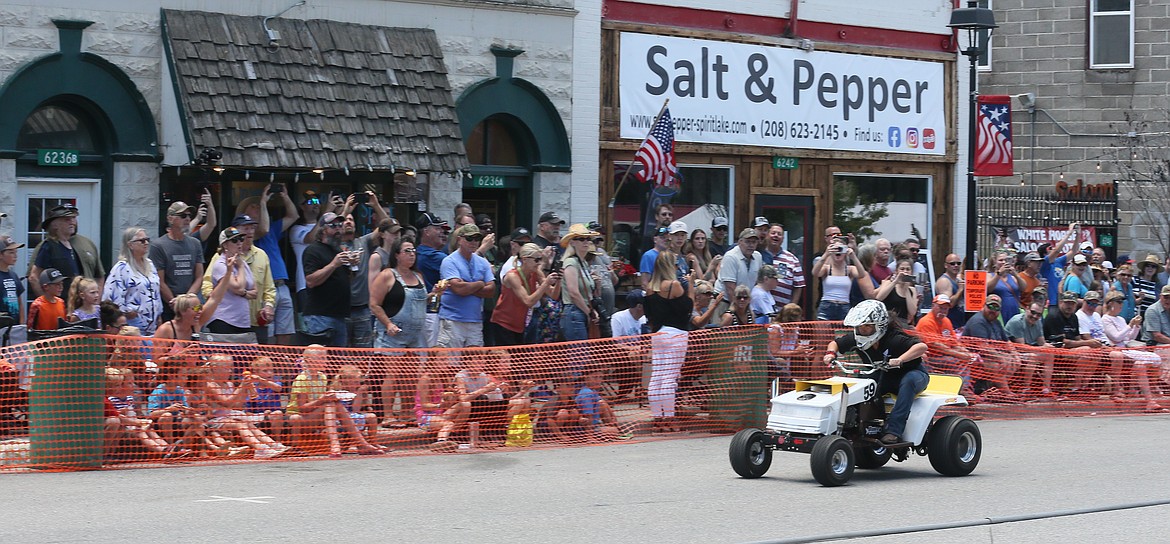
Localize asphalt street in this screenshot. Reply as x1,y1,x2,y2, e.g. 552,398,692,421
2,415,1168,543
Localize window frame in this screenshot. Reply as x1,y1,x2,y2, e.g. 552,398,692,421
1089,0,1135,69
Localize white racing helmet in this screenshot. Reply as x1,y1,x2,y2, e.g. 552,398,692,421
842,299,888,350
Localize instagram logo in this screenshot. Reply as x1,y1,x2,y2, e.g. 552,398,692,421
906,128,919,148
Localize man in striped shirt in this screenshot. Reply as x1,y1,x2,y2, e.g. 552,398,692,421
762,224,805,311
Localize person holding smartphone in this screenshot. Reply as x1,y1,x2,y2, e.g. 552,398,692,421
874,258,921,325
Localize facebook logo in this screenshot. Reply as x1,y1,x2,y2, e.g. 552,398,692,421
887,127,901,148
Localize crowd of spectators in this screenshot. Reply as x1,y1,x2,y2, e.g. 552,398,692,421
6,193,1170,456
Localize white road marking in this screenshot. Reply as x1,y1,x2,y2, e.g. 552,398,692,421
195,496,275,504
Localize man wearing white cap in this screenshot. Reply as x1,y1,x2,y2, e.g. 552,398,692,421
914,293,978,398
639,223,672,291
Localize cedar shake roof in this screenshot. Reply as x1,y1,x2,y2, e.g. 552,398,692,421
162,10,468,173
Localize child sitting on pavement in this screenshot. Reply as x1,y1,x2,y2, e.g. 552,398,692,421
106,367,173,457
243,356,285,443
329,364,384,448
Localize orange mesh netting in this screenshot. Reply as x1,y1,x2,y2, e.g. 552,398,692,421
1,323,1166,471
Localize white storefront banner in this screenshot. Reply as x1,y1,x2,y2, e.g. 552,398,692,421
619,32,946,155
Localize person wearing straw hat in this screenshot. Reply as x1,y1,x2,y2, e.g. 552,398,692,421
1134,254,1164,316
559,223,602,342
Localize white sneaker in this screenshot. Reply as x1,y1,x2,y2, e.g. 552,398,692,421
269,444,289,458
253,445,277,459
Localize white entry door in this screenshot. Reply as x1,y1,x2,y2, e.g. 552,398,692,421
14,178,101,279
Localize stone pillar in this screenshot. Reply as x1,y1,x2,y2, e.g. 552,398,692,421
111,161,161,254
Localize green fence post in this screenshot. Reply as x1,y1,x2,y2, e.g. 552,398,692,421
706,326,770,431
29,335,106,469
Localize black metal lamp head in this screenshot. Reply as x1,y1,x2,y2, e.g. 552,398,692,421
948,2,997,55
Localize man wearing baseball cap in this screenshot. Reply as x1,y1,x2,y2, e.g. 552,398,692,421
497,227,533,279
534,211,565,249
436,223,495,349
914,293,979,398
708,217,730,256
150,201,207,323
414,212,450,347
0,235,26,325
300,212,352,347
714,229,762,317
638,222,673,291
752,216,770,240
1018,251,1044,307
961,294,1022,398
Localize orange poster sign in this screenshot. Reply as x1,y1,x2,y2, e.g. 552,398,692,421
965,270,987,312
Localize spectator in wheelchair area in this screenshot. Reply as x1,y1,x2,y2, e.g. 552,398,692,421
822,299,929,445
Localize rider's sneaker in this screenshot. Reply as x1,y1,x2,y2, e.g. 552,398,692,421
879,433,901,445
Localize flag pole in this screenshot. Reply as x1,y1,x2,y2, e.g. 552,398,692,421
608,98,670,208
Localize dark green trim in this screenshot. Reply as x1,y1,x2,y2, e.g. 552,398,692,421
0,58,158,156
531,164,572,172
159,9,196,165
456,77,571,168
0,150,23,159
110,153,164,163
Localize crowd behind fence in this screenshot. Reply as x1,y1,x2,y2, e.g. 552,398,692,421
0,323,1166,471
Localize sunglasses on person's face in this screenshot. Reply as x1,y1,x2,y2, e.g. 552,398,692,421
326,222,343,228
1119,273,1132,277
735,295,749,300
947,261,962,266
400,248,417,254
304,198,320,205
985,304,1001,311
1028,310,1043,317
463,235,483,242
130,238,150,244
1086,301,1100,307
176,213,194,219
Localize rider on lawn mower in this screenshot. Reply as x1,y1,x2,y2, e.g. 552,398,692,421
821,300,930,445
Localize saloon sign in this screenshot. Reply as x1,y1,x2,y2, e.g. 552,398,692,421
619,32,946,155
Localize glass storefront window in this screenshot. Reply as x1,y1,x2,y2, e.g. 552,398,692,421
611,163,732,266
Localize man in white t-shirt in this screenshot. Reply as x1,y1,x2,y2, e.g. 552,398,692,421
611,289,647,338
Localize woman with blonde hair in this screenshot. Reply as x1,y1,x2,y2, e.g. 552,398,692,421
492,243,561,346
642,250,693,432
103,227,163,334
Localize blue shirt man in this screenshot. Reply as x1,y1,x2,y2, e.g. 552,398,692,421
436,224,495,349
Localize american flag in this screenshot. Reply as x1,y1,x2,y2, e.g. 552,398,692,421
974,95,1013,177
634,108,680,188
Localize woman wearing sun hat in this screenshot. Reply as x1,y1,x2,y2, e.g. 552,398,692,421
1134,254,1163,316
559,223,601,342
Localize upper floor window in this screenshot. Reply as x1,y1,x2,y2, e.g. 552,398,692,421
1090,0,1134,68
977,0,992,71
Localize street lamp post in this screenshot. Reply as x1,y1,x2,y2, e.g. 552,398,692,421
949,1,997,270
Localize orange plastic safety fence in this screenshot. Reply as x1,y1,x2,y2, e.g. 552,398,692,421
0,322,1166,472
